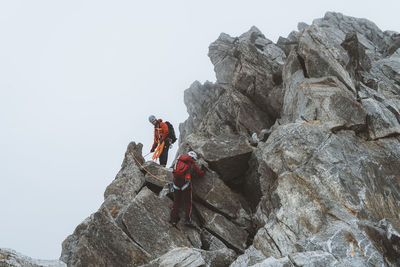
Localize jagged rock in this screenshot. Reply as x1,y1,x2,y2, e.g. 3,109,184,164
276,33,298,57
121,187,200,259
142,161,173,188
384,33,400,57
200,230,229,251
359,218,400,266
362,97,400,139
253,220,297,258
341,32,372,92
60,205,150,267
313,12,388,54
369,53,400,109
180,81,273,139
252,121,400,265
282,74,367,130
180,134,253,186
195,203,248,253
208,26,285,119
297,24,356,94
0,248,66,267
103,142,146,217
141,247,236,267
244,148,277,210
297,22,309,31
192,168,247,221
229,245,266,267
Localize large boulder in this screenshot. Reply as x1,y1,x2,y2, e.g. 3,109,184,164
192,169,247,221
180,134,253,186
195,203,249,253
141,161,173,188
60,205,150,267
121,187,201,259
180,81,274,139
282,73,367,131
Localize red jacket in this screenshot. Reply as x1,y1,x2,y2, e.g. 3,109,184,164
173,155,205,189
178,155,205,178
152,119,169,150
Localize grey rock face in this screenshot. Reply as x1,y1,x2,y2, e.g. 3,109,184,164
180,81,273,139
208,27,285,118
59,11,400,267
141,247,236,267
60,205,150,267
121,187,199,258
195,203,249,253
181,134,253,185
103,142,146,217
0,248,66,267
142,161,173,187
229,246,266,267
282,74,367,131
192,169,244,220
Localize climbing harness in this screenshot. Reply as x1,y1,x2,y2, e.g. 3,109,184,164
172,179,191,191
129,152,170,183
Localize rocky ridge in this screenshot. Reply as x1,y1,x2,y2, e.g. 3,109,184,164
57,12,400,267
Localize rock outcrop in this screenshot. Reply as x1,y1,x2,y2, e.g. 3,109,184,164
60,12,400,267
0,248,65,267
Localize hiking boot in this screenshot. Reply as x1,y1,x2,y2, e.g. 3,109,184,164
169,220,177,227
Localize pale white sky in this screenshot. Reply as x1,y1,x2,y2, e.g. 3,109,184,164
0,0,399,260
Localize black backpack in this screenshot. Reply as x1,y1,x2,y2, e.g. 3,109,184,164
165,121,177,144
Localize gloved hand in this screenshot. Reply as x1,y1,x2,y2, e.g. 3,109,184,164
150,147,155,153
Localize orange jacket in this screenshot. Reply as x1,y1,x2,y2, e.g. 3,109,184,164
152,119,169,150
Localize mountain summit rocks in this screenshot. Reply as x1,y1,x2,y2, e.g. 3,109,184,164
59,12,400,267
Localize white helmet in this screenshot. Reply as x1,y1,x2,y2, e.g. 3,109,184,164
188,151,197,161
148,115,156,123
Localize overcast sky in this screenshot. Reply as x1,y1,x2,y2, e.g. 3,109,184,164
1,0,399,260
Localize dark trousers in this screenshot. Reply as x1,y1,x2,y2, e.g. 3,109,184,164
159,142,169,166
170,186,192,223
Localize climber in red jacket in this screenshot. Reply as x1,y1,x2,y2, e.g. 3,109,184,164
149,115,170,167
170,151,205,227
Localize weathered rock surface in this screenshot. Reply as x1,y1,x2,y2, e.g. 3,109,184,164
180,134,253,186
60,205,150,267
121,187,201,258
230,245,266,266
103,142,146,218
59,11,400,267
141,247,236,267
142,161,173,187
0,248,65,267
195,203,249,253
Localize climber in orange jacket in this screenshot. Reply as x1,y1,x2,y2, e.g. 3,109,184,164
170,151,205,227
149,115,170,167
